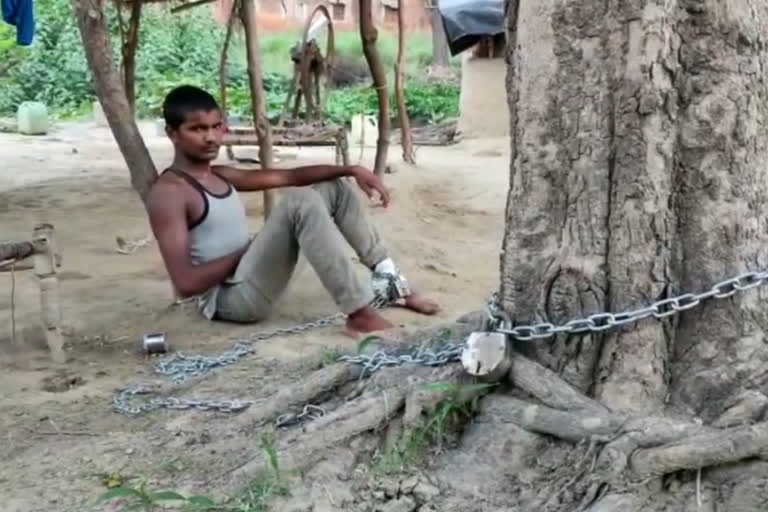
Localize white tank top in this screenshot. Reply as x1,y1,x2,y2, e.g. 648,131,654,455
164,168,250,319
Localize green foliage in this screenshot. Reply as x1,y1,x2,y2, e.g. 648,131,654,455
0,0,458,125
225,434,290,512
374,380,498,474
95,436,288,511
0,0,92,116
96,479,216,511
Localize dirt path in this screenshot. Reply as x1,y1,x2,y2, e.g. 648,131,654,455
0,121,509,511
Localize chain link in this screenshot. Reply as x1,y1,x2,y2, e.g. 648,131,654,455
275,404,327,428
488,270,768,341
338,343,464,377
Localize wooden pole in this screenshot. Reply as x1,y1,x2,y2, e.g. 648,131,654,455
0,240,45,262
220,3,236,161
239,0,275,218
72,0,158,203
32,224,66,364
395,0,415,164
359,0,390,176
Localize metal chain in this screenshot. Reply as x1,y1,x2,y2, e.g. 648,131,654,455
338,343,464,377
111,274,416,417
275,404,327,428
486,270,768,341
113,267,768,419
112,385,257,416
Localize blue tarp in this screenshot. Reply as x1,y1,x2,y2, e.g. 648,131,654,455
437,0,506,56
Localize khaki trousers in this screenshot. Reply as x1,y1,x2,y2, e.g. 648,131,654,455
215,179,388,322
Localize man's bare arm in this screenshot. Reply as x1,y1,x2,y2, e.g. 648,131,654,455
214,164,351,191
214,164,391,207
146,183,245,297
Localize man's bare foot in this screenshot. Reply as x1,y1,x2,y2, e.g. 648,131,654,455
401,291,440,315
346,306,394,334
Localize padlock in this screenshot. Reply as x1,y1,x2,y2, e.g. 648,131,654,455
141,332,169,354
461,331,511,382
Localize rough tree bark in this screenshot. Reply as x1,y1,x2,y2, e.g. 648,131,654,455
429,2,450,68
239,0,276,217
117,0,142,114
72,0,157,203
480,0,768,510
358,0,389,176
395,0,415,164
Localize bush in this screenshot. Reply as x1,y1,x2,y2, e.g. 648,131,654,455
0,0,458,125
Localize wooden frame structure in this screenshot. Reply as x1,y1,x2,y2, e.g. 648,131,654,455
71,0,394,216
220,4,351,167
1,224,65,363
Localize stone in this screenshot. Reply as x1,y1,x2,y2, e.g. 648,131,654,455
412,481,440,502
377,497,417,512
380,478,400,498
399,475,420,494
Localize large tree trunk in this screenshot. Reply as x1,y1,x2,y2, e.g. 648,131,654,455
469,0,768,509
240,0,276,218
73,0,158,202
359,0,389,176
429,3,449,68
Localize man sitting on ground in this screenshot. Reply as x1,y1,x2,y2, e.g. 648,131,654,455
146,85,439,335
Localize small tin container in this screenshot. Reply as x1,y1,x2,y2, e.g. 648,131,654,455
142,332,169,354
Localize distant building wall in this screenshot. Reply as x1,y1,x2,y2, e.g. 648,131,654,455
213,0,430,32
457,51,509,138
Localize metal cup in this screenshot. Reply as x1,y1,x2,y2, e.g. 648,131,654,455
142,332,169,354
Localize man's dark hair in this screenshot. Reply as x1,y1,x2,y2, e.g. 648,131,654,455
162,85,220,129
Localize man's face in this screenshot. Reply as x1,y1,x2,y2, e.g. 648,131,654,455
167,108,224,162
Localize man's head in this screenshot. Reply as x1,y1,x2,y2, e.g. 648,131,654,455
162,85,223,162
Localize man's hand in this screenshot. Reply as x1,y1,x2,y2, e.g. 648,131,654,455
350,165,390,207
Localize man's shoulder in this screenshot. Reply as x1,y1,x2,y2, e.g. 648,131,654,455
147,174,188,215
150,172,188,197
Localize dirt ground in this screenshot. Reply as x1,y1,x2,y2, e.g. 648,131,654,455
0,120,509,511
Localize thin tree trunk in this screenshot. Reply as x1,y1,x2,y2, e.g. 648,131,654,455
239,0,275,217
429,4,449,68
358,0,389,176
395,0,415,164
72,0,157,203
122,0,142,114
219,4,236,160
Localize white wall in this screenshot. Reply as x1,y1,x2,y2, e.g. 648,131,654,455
457,52,510,138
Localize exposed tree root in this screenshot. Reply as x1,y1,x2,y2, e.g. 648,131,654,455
509,353,609,414
234,363,363,429
487,395,622,443
226,363,468,492
630,422,768,477
215,320,768,510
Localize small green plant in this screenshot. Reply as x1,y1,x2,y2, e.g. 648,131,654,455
374,380,498,473
319,346,347,367
96,478,216,511
227,434,290,512
95,436,291,511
